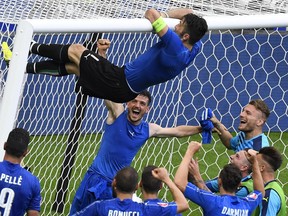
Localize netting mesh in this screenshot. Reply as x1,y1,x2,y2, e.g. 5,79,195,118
0,0,288,215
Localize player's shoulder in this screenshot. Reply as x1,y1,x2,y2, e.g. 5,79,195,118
245,190,263,202
19,167,40,184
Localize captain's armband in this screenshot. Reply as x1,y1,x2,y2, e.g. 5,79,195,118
152,16,166,33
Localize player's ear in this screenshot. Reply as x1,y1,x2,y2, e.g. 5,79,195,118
256,118,264,127
23,149,29,157
145,106,150,113
240,164,248,172
112,179,116,188
134,183,139,191
217,177,222,188
182,33,190,42
3,142,7,150
139,180,143,187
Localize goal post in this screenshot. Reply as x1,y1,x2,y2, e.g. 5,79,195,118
1,13,288,151
0,17,179,160
0,12,288,215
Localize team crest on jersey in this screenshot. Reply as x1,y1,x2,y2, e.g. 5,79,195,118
248,193,258,199
157,202,168,207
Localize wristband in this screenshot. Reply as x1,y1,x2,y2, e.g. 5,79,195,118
152,16,166,33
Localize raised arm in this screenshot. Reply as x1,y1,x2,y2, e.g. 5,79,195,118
97,38,125,124
245,149,265,196
104,100,125,124
152,167,188,213
97,39,111,58
145,8,193,38
188,158,211,192
174,141,202,192
210,115,233,149
149,123,201,138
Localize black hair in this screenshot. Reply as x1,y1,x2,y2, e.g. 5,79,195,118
219,164,242,193
141,165,162,193
115,166,138,193
138,90,152,105
182,13,208,45
259,146,282,171
5,128,30,158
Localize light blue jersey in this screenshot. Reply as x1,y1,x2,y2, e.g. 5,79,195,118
125,28,201,93
230,132,269,152
256,180,287,216
0,161,41,215
184,182,262,216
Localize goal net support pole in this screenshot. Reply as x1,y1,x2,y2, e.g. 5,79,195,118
52,32,102,213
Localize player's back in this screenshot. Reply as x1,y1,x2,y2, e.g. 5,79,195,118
72,198,146,215
73,197,181,216
202,193,262,216
144,198,180,216
0,160,41,216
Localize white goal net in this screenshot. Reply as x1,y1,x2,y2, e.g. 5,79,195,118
0,0,288,215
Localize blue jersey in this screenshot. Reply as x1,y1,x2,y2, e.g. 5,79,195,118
184,182,262,216
70,111,149,214
144,198,178,216
230,132,269,152
0,161,41,216
125,28,201,93
92,110,149,180
73,198,179,216
206,175,253,197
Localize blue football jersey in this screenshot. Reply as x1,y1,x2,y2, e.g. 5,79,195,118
0,160,41,215
144,198,179,216
125,28,201,93
184,182,262,216
73,198,180,216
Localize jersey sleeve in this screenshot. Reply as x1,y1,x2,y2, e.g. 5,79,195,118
28,176,41,212
184,182,216,212
261,189,281,215
245,190,263,210
236,186,250,198
72,201,100,216
230,135,239,151
145,201,178,216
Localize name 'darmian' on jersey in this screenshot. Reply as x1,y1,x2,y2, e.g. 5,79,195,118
221,207,249,216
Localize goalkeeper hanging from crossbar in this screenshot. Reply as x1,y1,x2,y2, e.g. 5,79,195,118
2,8,207,103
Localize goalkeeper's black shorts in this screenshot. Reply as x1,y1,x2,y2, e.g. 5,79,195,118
77,50,138,103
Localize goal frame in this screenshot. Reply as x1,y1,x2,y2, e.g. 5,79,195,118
0,13,288,159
